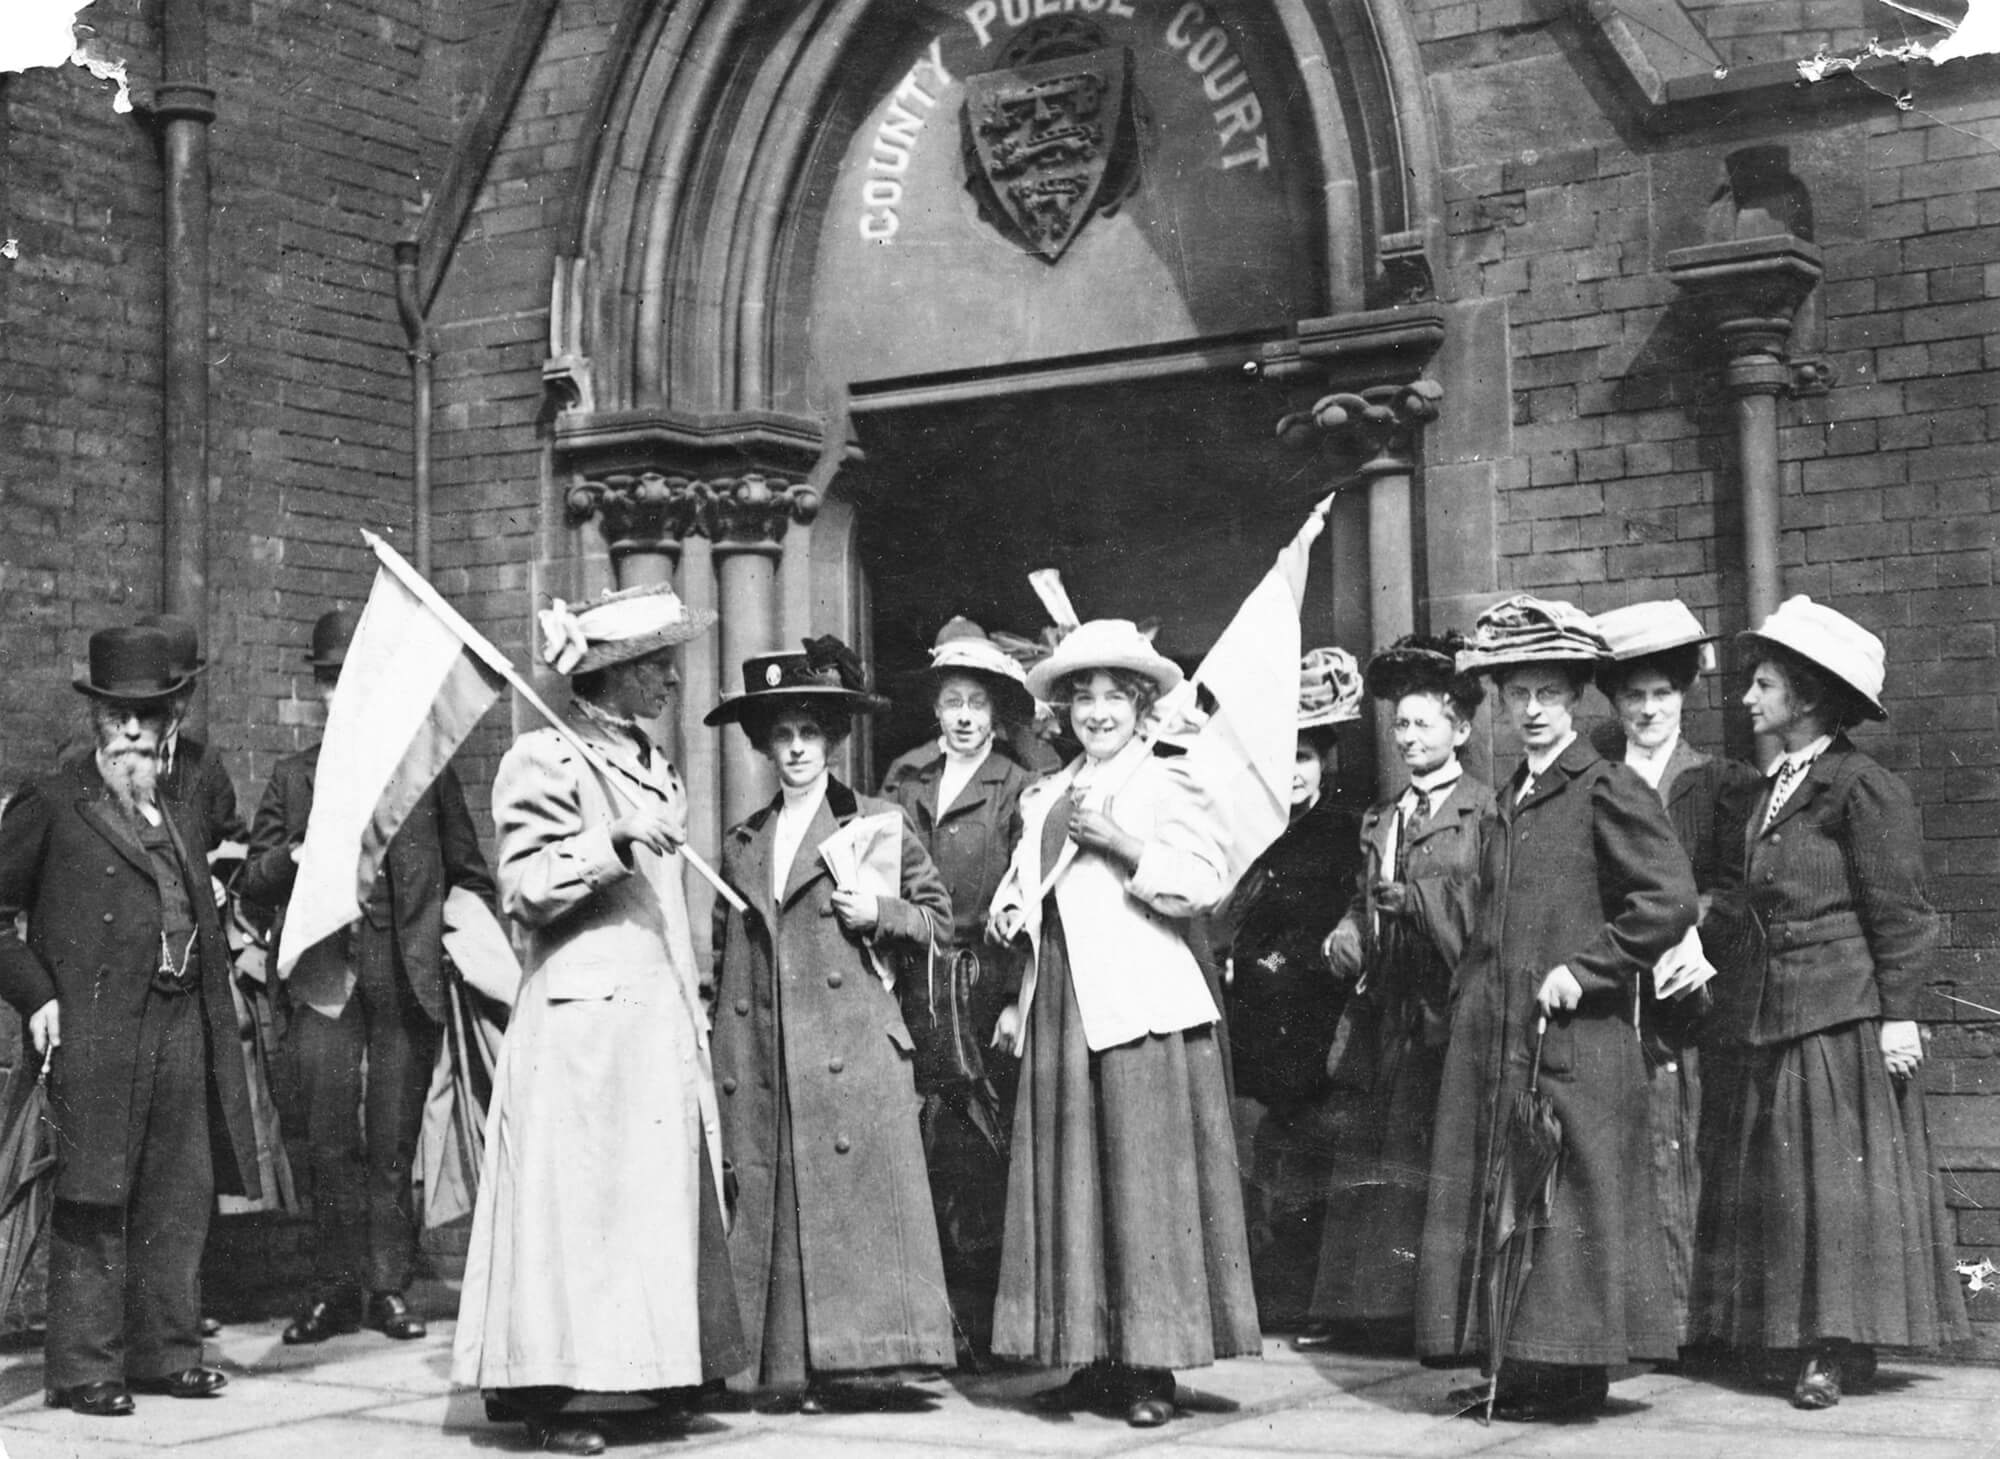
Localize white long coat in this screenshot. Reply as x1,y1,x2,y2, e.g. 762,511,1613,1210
989,737,1227,1051
452,707,725,1391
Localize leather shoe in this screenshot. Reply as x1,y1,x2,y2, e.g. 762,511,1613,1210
364,1290,427,1340
1125,1396,1174,1428
525,1417,607,1455
46,1380,135,1417
130,1366,228,1399
283,1290,363,1344
1293,1323,1340,1351
1792,1353,1841,1410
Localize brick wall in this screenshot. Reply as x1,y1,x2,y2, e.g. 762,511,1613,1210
1424,0,2000,1348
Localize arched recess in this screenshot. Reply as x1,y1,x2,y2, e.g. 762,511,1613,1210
544,0,1452,874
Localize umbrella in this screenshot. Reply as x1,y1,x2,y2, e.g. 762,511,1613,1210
0,1048,58,1319
1474,1015,1564,1423
417,967,508,1230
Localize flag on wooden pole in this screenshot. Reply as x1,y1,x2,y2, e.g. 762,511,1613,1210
276,538,506,973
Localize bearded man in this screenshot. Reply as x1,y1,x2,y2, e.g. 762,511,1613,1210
0,626,262,1417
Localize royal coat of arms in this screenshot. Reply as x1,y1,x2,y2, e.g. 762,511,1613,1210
962,43,1140,263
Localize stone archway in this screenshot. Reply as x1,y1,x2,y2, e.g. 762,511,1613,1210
543,0,1455,881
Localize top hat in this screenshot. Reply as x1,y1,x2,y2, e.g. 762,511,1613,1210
305,608,362,669
704,638,889,727
73,626,194,702
915,617,1037,722
538,583,719,677
1738,595,1887,721
136,613,206,678
1024,619,1184,703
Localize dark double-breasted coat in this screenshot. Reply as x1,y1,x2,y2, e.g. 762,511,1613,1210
0,757,260,1207
711,778,956,1374
1415,736,1695,1369
241,745,493,1022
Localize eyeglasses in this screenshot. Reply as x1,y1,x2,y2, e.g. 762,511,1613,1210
1500,685,1574,709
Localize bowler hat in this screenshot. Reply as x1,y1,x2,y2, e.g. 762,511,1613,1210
704,638,889,727
73,626,193,702
305,608,362,668
136,613,206,678
1738,595,1887,721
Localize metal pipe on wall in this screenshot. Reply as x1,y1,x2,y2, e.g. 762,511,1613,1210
394,241,434,574
157,0,215,713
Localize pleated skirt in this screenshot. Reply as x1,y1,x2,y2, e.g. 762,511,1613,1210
1691,1019,1970,1352
990,911,1261,1371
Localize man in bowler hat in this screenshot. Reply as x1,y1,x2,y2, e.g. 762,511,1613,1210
243,607,495,1344
0,626,263,1416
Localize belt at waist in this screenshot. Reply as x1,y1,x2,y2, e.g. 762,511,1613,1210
1763,909,1865,953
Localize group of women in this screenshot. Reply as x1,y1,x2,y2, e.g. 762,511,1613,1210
449,578,1968,1454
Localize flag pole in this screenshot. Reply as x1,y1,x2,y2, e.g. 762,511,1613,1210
363,532,748,914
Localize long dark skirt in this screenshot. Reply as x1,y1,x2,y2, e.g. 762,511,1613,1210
1309,999,1447,1326
1691,1018,1970,1351
990,912,1261,1371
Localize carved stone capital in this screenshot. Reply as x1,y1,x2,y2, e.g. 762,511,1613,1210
1277,379,1444,475
1667,234,1824,394
703,474,820,556
566,472,705,558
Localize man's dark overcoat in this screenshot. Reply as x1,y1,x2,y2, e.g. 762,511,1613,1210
1415,736,1695,1369
240,745,492,1021
711,778,956,1374
0,757,260,1206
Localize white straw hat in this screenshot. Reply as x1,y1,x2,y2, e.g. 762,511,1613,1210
1024,619,1183,702
1594,600,1715,661
1739,595,1887,720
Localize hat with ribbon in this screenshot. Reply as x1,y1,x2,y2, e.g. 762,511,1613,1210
915,616,1036,723
1298,647,1363,729
704,635,890,727
137,613,205,678
305,608,362,669
538,583,718,677
74,626,194,702
1457,594,1610,674
1365,632,1485,715
1738,595,1887,720
1594,599,1717,662
1024,618,1184,703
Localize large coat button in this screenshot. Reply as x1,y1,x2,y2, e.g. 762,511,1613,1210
721,1077,738,1094
828,1056,844,1074
102,913,113,923
826,972,843,989
834,1135,851,1154
735,999,751,1015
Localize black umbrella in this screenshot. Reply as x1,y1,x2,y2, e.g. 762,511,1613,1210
1475,1015,1564,1423
0,1048,58,1319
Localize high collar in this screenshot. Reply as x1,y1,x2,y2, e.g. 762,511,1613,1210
780,771,830,814
1523,728,1578,780
1773,733,1833,778
1408,757,1463,796
1623,730,1679,789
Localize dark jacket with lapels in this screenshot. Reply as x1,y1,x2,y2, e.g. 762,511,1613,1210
1720,735,1937,1046
0,755,261,1205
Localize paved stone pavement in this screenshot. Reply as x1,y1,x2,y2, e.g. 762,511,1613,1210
1,1284,1994,1459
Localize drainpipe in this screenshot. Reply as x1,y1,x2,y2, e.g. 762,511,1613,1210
394,240,433,574
157,0,215,708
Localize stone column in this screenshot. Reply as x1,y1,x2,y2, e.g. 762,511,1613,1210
702,474,820,827
1667,235,1824,763
1283,379,1443,793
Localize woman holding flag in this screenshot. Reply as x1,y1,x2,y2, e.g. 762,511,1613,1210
453,584,745,1457
986,619,1260,1430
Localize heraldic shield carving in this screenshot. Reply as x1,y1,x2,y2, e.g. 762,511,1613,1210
962,24,1142,263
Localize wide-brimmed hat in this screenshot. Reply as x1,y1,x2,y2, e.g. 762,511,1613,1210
74,626,193,702
1594,600,1716,662
1738,595,1887,720
539,583,718,677
137,613,205,678
915,616,1036,722
1024,619,1184,702
305,608,362,669
1298,647,1363,729
1457,595,1609,674
1365,632,1485,715
704,636,889,727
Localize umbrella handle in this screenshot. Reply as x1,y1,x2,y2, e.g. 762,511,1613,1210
36,1046,53,1083
1528,1014,1548,1096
